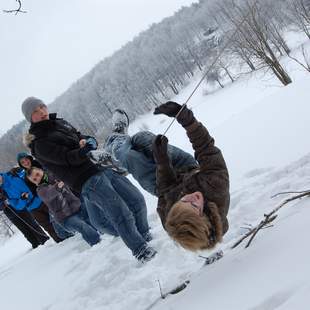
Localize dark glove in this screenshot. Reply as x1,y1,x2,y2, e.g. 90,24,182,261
154,101,194,127
152,135,169,164
86,137,98,150
80,143,94,156
80,138,98,156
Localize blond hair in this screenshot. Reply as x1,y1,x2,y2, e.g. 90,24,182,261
165,201,223,251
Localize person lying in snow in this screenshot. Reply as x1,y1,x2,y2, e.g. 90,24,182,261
27,167,101,246
152,102,230,251
104,109,198,196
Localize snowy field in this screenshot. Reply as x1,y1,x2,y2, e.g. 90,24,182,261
0,34,310,310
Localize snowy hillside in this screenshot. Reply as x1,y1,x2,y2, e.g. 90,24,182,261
0,36,310,310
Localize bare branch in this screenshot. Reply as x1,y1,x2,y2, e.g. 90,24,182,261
3,0,27,15
287,46,310,73
271,189,310,198
232,190,310,249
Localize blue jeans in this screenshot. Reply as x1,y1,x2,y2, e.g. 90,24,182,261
52,221,74,239
81,169,149,256
63,210,101,246
80,195,118,236
105,131,197,196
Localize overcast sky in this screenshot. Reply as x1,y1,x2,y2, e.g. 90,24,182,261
0,0,197,134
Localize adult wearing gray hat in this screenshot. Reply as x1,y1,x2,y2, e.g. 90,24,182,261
21,97,47,123
21,97,156,263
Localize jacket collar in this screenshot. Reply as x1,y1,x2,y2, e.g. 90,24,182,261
29,113,60,135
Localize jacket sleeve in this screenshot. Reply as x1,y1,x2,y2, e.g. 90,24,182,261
1,174,27,210
156,162,177,194
34,140,89,167
37,184,60,204
184,119,228,175
62,186,81,206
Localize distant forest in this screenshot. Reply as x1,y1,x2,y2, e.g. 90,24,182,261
0,0,309,171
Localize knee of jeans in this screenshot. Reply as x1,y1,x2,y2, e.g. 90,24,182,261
129,193,147,211
113,213,135,228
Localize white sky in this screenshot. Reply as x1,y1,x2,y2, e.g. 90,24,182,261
0,0,197,134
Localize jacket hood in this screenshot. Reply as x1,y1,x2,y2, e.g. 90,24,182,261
16,152,33,167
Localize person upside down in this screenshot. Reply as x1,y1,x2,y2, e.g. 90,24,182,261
104,102,230,251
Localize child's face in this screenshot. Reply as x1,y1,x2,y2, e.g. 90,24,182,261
29,168,43,185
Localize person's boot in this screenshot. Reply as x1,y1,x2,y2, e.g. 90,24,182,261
136,245,157,264
112,109,130,134
143,232,153,243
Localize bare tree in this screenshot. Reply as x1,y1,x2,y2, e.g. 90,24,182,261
217,0,292,86
286,0,310,39
288,44,310,72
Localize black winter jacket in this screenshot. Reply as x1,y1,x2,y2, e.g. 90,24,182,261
28,114,99,193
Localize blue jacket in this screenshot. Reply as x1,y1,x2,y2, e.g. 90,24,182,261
0,170,42,211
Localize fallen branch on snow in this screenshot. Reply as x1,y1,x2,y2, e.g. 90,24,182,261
231,190,310,249
270,189,310,198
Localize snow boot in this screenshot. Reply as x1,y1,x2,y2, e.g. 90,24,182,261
112,109,130,134
136,245,157,263
143,232,153,243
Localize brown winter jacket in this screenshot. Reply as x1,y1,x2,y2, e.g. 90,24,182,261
36,174,81,223
156,119,230,245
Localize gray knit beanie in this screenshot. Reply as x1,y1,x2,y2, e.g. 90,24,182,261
21,97,47,122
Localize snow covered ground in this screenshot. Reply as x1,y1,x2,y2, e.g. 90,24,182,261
0,34,309,310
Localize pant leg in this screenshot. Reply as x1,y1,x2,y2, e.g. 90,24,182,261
31,204,64,243
131,131,155,159
81,195,118,236
107,132,158,196
132,130,197,170
52,221,74,239
4,207,49,248
108,170,150,238
105,134,131,165
63,211,100,246
82,171,147,256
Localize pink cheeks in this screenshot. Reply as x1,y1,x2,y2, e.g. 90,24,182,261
180,191,205,216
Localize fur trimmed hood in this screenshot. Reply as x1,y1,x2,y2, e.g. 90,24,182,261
23,133,35,148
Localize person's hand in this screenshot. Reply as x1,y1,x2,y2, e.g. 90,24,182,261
21,192,29,200
154,101,182,118
86,137,98,151
79,139,87,148
152,135,169,164
57,181,65,189
80,138,98,156
154,102,194,127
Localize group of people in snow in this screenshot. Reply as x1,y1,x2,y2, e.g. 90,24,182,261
0,97,230,262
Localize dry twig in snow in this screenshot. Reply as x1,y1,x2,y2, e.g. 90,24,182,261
232,190,310,249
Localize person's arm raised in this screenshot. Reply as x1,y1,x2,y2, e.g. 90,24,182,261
154,102,227,173
152,135,177,196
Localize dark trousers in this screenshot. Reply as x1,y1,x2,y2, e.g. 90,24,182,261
31,204,64,243
3,206,49,248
